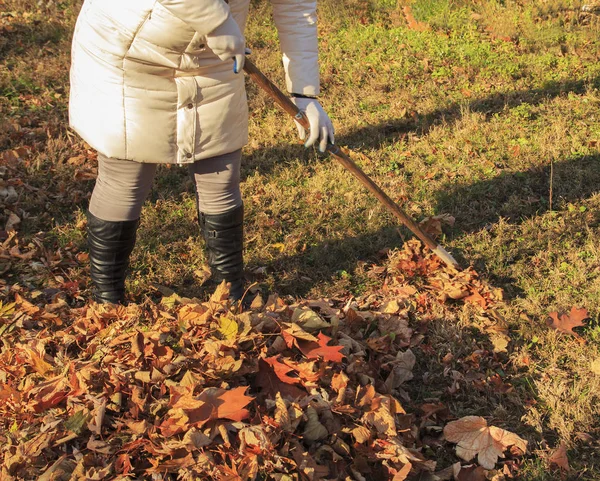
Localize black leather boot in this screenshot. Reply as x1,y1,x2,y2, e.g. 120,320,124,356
87,211,139,304
199,205,245,301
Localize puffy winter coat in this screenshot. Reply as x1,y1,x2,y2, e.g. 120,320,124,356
69,0,319,164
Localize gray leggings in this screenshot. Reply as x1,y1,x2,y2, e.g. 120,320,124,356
89,150,242,221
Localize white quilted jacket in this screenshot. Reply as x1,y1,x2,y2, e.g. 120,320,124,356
69,0,319,164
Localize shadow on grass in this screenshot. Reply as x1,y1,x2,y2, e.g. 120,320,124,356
0,21,69,60
242,76,600,181
249,152,600,300
237,75,600,300
436,153,600,231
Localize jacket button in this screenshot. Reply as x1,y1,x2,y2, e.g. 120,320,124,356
187,103,194,109
186,153,193,159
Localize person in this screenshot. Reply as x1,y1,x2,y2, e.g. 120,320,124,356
69,0,335,304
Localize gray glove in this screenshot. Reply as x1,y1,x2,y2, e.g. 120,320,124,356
206,15,246,74
292,97,335,153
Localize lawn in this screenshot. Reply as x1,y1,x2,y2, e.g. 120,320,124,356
1,0,599,479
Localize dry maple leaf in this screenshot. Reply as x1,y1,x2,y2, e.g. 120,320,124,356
282,358,320,384
200,386,253,423
419,214,455,240
262,356,302,385
547,307,588,337
548,443,570,472
297,332,344,363
29,376,70,412
443,416,527,469
281,322,319,349
255,358,306,400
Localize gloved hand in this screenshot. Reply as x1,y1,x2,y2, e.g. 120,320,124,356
205,15,246,74
291,97,335,153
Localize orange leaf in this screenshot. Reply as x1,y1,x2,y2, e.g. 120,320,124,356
115,453,133,475
263,356,302,385
215,386,253,422
402,5,429,31
282,358,320,383
547,307,588,337
297,332,344,363
464,289,487,309
255,358,306,400
160,387,208,436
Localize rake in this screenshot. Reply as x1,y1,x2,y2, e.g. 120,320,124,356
243,59,459,269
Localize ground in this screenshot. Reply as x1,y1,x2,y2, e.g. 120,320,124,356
1,0,599,479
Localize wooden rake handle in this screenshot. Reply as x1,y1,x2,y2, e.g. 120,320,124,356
243,59,459,269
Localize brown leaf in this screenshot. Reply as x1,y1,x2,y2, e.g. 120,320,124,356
274,392,291,431
239,425,271,451
285,358,320,384
464,289,488,309
30,376,70,412
24,347,54,377
210,280,230,303
457,465,488,481
384,349,416,391
362,396,401,437
331,371,349,404
548,443,570,472
160,387,207,436
443,416,527,469
547,307,588,337
5,212,21,231
282,322,319,349
115,454,133,475
351,425,371,444
419,214,455,239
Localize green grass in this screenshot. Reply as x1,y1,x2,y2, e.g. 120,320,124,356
2,0,600,478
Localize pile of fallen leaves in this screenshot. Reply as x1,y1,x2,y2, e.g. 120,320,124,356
0,238,530,480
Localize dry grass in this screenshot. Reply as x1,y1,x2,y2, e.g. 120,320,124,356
1,0,600,478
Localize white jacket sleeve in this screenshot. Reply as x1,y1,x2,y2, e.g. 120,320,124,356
156,0,231,37
271,0,320,96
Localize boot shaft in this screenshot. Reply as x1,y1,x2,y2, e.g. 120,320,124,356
199,205,244,299
87,211,139,304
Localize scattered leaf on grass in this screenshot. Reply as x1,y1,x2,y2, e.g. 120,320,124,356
548,443,570,472
547,307,588,337
443,416,527,469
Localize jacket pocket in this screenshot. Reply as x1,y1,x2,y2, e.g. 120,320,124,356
185,32,207,54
